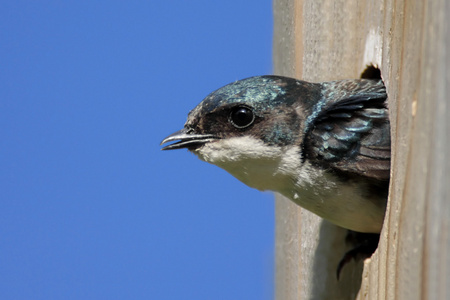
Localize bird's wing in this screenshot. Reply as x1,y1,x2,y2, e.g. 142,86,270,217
303,87,390,180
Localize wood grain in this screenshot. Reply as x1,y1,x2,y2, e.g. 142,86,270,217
273,0,450,299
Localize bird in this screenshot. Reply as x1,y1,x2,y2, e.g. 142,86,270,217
160,75,390,234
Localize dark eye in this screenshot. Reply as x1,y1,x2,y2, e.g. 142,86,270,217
229,106,255,129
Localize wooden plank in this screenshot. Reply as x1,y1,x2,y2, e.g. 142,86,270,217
273,0,450,299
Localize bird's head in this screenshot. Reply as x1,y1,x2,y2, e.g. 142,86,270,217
161,76,321,191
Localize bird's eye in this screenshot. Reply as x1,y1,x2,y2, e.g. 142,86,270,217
229,106,255,129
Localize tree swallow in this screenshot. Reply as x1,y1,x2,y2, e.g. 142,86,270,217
161,76,390,234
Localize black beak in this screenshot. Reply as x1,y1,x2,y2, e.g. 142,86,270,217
160,128,218,150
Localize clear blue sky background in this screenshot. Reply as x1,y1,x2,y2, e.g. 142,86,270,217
1,1,274,299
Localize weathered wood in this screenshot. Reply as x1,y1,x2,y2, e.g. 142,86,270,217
273,0,450,299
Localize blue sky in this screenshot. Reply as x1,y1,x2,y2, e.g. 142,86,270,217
1,1,274,299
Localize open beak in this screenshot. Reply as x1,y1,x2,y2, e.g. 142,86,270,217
160,128,218,150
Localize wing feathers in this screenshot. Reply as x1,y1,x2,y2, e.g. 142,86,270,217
304,80,390,180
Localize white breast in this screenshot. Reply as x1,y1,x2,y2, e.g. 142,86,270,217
193,136,386,233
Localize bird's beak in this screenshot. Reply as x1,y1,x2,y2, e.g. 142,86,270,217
160,128,218,150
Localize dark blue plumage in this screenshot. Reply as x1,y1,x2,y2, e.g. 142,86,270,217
302,79,390,180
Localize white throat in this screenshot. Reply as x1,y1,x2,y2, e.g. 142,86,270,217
192,136,312,192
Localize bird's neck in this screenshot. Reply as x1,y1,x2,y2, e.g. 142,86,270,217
193,137,322,197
